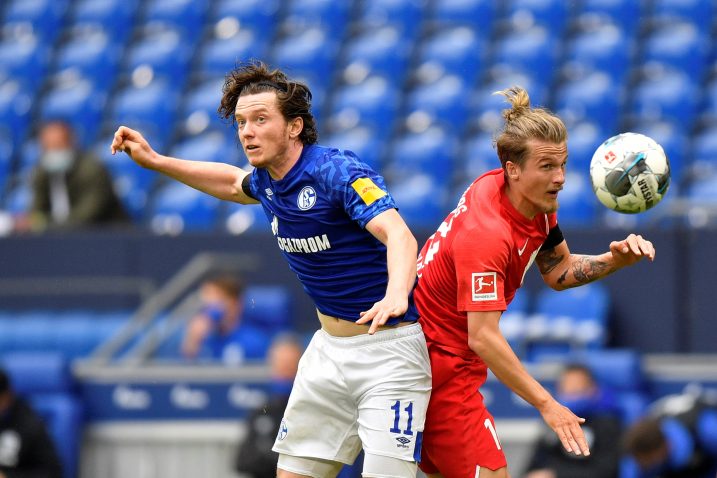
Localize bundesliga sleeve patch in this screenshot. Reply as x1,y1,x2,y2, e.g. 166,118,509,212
472,272,498,301
351,177,387,205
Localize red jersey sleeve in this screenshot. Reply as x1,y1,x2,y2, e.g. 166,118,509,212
452,225,511,312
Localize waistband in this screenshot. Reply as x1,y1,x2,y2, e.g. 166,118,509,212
318,322,423,347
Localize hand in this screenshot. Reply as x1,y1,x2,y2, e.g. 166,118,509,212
110,126,158,169
355,294,408,335
609,233,655,267
538,399,590,456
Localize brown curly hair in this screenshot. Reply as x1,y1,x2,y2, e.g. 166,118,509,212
218,60,318,145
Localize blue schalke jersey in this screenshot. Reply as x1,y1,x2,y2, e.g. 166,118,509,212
248,144,419,324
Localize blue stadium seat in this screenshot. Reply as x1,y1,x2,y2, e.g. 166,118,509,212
500,288,531,357
641,22,709,80
579,0,641,33
3,0,68,43
71,0,138,45
703,79,717,126
53,31,121,89
358,0,424,41
388,127,458,184
243,286,294,333
0,38,50,93
651,0,713,34
687,173,717,205
39,80,106,148
0,352,72,395
150,182,222,233
124,29,193,87
341,27,411,84
389,174,450,230
491,27,558,89
630,72,698,128
405,75,471,132
271,28,337,96
179,78,231,137
169,131,235,164
430,0,496,35
3,184,32,216
143,0,209,44
0,80,33,150
110,81,180,149
282,0,350,39
212,0,280,39
562,23,631,84
197,30,268,81
328,77,399,142
224,202,269,235
554,73,620,135
321,127,385,172
556,171,598,227
507,0,570,33
461,133,498,181
691,127,717,177
31,394,83,478
567,122,607,173
415,27,485,85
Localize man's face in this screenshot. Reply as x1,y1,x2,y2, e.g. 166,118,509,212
558,369,596,397
508,140,567,217
39,123,73,152
234,92,296,170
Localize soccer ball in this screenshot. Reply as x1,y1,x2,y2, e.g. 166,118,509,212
589,132,671,214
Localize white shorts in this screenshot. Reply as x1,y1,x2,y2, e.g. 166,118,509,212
273,322,432,465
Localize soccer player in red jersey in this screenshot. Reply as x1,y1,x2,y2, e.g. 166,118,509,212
415,87,656,478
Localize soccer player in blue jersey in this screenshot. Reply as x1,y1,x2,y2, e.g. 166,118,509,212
110,61,431,478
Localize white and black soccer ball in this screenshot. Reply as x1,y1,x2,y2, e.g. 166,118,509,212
589,132,671,214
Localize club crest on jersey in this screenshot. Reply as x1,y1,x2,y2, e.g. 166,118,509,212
351,178,386,205
472,272,497,301
277,419,288,441
297,186,317,210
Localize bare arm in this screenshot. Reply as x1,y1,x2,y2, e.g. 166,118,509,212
536,234,655,290
468,310,590,456
110,126,258,204
355,208,418,334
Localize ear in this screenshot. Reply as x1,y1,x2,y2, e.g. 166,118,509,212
506,161,521,180
288,117,304,139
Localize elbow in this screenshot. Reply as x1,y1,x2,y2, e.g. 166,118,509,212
468,333,490,357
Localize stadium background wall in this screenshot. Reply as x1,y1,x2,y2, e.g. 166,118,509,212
0,226,713,353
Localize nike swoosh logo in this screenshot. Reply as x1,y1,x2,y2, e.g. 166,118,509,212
518,238,529,256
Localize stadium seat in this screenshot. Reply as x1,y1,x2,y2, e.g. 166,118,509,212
169,131,235,164
469,75,547,133
561,23,631,84
651,0,713,34
224,202,269,235
691,127,717,177
358,0,424,41
341,26,411,85
53,30,121,89
0,38,50,93
243,286,294,333
430,0,496,34
150,182,222,233
490,27,557,90
282,0,349,39
388,127,458,184
415,27,485,85
506,0,570,33
2,184,32,216
405,75,471,132
124,29,193,87
39,79,106,148
143,0,209,44
3,0,68,43
578,0,641,33
389,173,450,230
179,78,228,137
555,171,598,227
461,133,498,182
567,122,608,172
554,73,620,134
271,28,337,96
641,22,709,80
321,127,385,172
0,80,33,150
630,121,687,188
328,77,399,142
212,0,280,39
630,72,698,128
71,0,138,45
197,30,268,81
500,288,531,357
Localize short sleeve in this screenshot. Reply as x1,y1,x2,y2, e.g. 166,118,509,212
453,227,511,312
318,149,397,228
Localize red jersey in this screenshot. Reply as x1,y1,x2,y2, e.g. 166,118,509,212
415,168,557,356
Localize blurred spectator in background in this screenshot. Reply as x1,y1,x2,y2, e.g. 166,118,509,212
181,274,271,365
20,120,129,232
525,363,623,478
234,333,303,478
0,367,62,478
623,389,717,478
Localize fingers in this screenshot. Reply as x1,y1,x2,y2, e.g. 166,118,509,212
614,234,656,262
110,126,140,155
356,302,403,335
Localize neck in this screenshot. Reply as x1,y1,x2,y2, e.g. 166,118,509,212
268,141,304,180
504,182,538,220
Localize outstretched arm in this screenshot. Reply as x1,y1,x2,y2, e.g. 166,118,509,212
468,310,590,457
355,208,418,334
536,233,655,290
110,125,258,204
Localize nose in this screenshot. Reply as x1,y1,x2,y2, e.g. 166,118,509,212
239,122,254,140
554,167,566,185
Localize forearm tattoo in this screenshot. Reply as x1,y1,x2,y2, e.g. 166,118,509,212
557,255,614,288
536,248,564,275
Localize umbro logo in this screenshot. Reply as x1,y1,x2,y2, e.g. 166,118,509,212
395,437,411,445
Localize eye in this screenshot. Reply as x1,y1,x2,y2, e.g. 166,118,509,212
257,116,266,123
237,119,246,128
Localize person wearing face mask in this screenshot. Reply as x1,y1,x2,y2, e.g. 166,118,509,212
181,274,272,365
25,120,129,231
524,364,623,478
